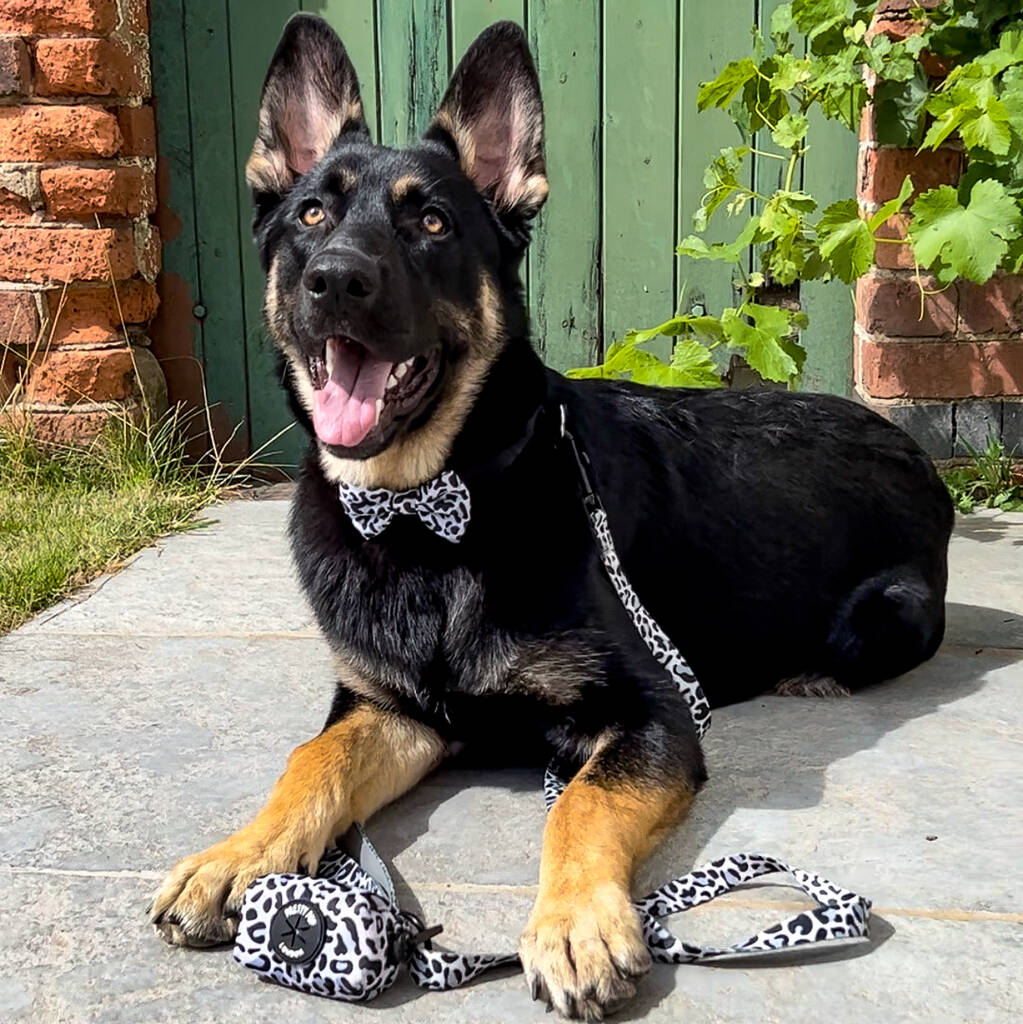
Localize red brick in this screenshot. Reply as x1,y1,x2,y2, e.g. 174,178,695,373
27,345,137,403
856,273,958,337
858,338,1023,399
0,226,139,284
122,0,149,35
41,166,154,219
0,0,117,35
8,404,143,445
46,280,158,344
0,186,32,220
0,105,121,160
116,105,155,157
957,277,1023,336
0,36,29,96
873,213,915,270
34,38,144,99
859,146,962,205
0,289,40,345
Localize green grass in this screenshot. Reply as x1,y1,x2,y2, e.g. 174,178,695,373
941,435,1023,514
0,409,244,635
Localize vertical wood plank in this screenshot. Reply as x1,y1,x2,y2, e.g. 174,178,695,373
603,1,678,356
228,0,303,466
149,0,204,402
377,0,449,147
676,0,754,323
527,0,600,370
307,0,380,139
183,0,249,438
800,110,858,395
450,0,522,62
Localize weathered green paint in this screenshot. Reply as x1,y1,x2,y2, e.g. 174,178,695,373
183,1,249,438
149,0,204,413
228,0,303,464
800,108,857,396
154,0,858,468
307,0,379,138
527,0,601,370
676,0,753,324
451,0,523,63
377,0,449,147
602,1,678,358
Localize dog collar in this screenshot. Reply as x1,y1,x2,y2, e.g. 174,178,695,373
336,404,547,542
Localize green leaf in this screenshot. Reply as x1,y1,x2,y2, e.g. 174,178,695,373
792,0,844,36
868,175,915,232
909,179,1023,283
874,65,930,147
678,216,759,263
698,59,758,111
770,3,794,46
816,198,875,283
721,304,801,383
624,317,688,347
769,54,812,92
771,112,809,148
669,338,722,388
695,146,750,228
959,96,1013,156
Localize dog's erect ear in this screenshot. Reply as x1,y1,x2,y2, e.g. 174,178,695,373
246,14,366,199
424,21,548,221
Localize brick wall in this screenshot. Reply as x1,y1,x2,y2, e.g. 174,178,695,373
855,0,1023,458
0,0,165,444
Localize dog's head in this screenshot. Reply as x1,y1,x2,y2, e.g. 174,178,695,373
246,15,547,487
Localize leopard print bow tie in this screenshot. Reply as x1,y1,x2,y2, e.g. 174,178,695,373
338,471,472,542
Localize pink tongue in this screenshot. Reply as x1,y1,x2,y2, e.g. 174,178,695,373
312,339,393,447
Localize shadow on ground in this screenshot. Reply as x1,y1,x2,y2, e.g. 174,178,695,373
274,602,1019,1015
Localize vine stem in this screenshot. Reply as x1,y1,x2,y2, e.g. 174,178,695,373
784,149,799,192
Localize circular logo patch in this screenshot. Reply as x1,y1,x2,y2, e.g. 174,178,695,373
269,899,326,965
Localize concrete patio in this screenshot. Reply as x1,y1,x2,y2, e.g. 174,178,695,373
1,496,1020,1023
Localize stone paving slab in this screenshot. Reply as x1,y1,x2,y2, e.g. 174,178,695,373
1,499,1021,1023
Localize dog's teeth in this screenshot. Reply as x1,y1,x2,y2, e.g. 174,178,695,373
386,373,398,389
394,362,409,381
374,398,384,421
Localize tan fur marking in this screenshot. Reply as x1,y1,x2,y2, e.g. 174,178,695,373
336,166,358,192
520,747,694,1018
150,706,444,947
318,272,505,490
391,174,423,203
432,108,478,184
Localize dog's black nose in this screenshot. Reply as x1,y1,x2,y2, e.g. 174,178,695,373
303,249,380,307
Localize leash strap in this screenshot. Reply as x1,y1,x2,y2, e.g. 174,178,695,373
234,827,871,998
557,404,712,739
234,404,872,1000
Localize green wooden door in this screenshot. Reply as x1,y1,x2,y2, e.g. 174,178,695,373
152,1,857,467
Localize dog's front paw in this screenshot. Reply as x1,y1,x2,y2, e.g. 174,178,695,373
519,882,650,1021
149,831,308,948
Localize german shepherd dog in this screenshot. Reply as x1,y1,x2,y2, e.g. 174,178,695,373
151,15,953,1019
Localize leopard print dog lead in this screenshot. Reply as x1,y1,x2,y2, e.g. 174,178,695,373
233,405,872,1001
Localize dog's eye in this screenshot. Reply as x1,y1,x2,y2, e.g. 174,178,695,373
421,210,448,236
300,204,326,228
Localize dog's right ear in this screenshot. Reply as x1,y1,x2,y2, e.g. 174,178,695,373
246,14,366,204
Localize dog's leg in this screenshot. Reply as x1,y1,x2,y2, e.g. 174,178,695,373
521,719,704,1021
150,702,444,947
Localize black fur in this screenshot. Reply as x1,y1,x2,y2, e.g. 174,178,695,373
252,17,952,797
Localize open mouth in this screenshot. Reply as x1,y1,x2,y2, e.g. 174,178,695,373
306,336,439,448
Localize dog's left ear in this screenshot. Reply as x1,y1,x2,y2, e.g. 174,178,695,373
246,14,367,202
424,21,548,222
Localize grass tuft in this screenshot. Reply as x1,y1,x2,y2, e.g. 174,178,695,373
941,435,1023,514
0,405,258,635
